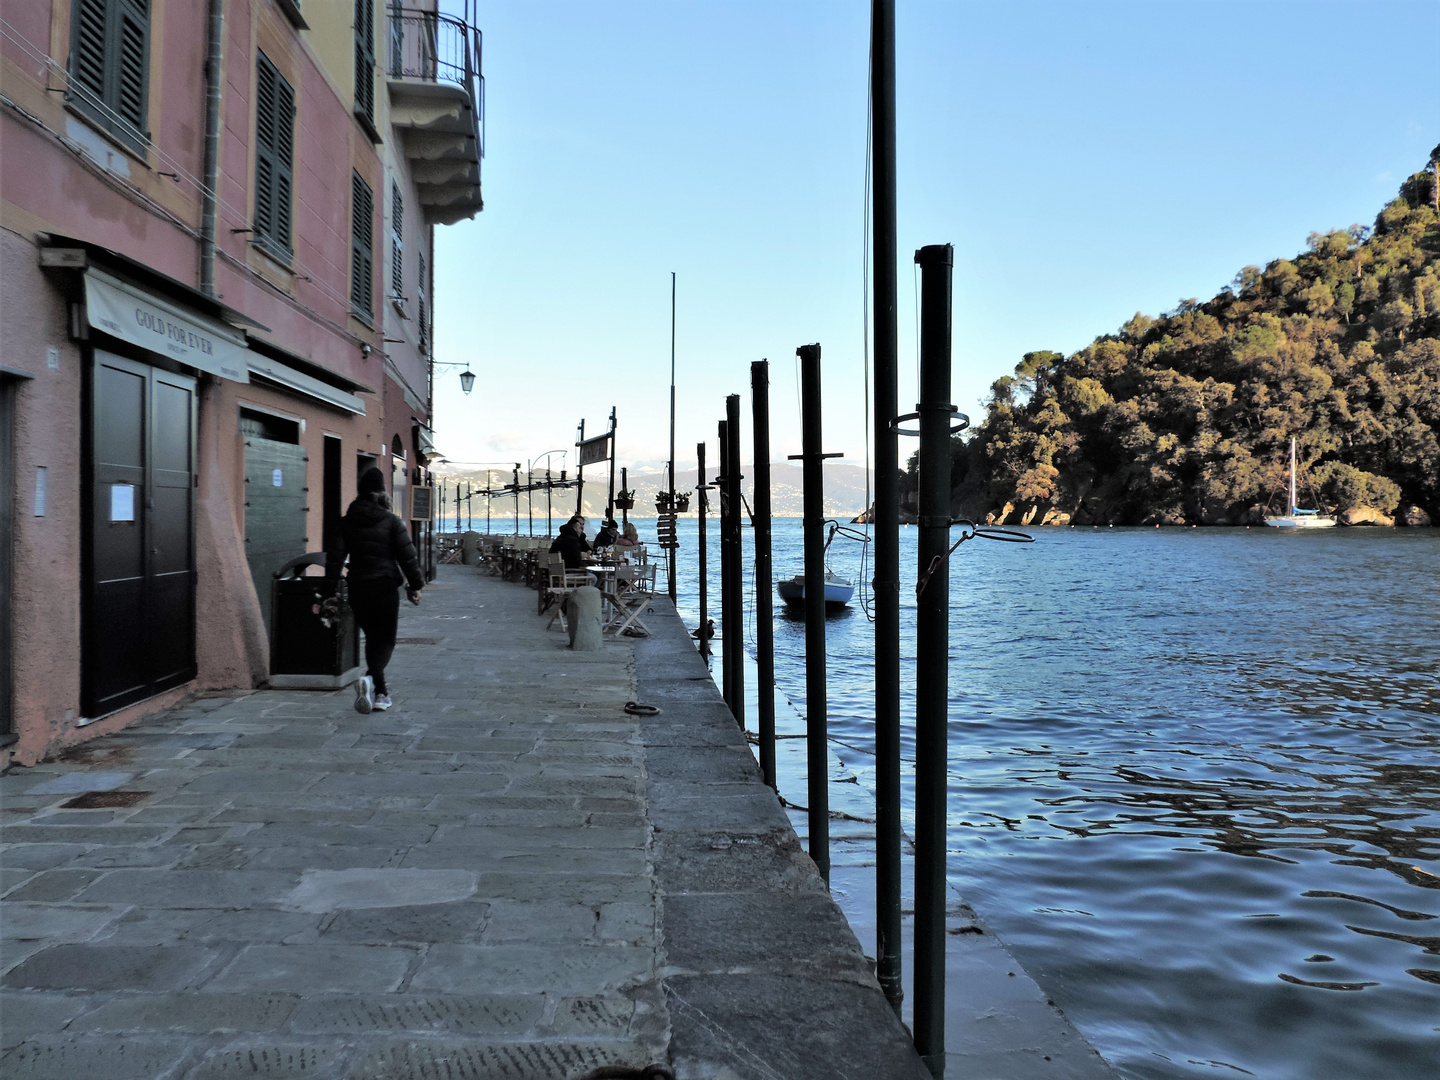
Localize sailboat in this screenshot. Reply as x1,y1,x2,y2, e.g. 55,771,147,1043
1264,437,1336,528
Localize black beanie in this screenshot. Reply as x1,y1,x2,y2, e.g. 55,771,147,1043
359,467,386,495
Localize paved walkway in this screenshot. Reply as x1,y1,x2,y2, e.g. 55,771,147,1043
1,565,925,1079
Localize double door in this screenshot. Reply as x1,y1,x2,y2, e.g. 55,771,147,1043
84,351,196,717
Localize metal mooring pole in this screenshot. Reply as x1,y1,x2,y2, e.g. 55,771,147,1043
751,360,776,788
793,344,833,882
724,393,745,730
696,442,710,658
913,243,954,1076
717,419,735,716
871,0,904,1016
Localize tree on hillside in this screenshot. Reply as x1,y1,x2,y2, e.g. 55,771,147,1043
960,161,1440,524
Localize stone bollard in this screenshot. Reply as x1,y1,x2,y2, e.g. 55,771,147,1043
461,531,481,564
566,585,603,651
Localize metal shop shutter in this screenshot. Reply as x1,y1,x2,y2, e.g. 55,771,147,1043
243,431,308,637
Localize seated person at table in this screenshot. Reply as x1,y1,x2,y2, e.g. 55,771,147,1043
549,515,591,570
617,522,640,547
593,518,619,552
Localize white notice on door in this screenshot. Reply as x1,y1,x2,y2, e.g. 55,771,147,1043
110,483,136,522
272,469,283,487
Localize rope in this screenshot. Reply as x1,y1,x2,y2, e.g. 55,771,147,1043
916,521,1034,598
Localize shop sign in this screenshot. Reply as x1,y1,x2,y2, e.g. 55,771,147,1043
579,433,610,467
85,269,249,382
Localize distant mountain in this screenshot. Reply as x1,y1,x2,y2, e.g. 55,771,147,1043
433,462,874,520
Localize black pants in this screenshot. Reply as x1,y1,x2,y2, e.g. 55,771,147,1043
348,578,400,693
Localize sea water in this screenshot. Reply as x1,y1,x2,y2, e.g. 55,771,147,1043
663,518,1439,1080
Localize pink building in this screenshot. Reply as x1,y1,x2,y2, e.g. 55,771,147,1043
0,0,484,765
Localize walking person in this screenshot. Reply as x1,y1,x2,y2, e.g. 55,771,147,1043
326,467,424,713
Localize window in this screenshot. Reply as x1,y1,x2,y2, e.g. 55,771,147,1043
254,52,295,261
417,249,428,355
354,0,376,128
68,0,151,152
390,182,404,301
351,171,375,320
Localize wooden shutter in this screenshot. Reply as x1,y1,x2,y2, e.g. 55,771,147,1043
114,0,149,133
354,0,375,125
391,182,403,298
71,0,108,103
351,172,374,317
69,0,150,149
417,249,428,354
254,52,294,258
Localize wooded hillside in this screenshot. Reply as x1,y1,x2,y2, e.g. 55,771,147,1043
941,155,1440,526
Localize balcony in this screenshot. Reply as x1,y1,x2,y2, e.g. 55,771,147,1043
386,8,485,225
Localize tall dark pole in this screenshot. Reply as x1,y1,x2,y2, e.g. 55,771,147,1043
724,393,744,730
872,0,904,1015
795,344,830,883
546,470,553,535
696,443,709,658
913,244,954,1076
620,467,629,529
750,360,776,789
528,466,534,537
717,419,734,716
512,464,520,535
668,272,678,602
606,407,617,522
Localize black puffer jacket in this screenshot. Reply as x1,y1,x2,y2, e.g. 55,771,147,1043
326,495,424,589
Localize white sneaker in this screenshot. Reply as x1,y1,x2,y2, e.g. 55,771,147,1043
354,675,374,714
373,693,392,711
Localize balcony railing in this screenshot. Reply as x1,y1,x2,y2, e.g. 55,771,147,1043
387,6,485,158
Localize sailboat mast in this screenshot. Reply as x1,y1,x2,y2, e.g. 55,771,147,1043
1296,434,1307,515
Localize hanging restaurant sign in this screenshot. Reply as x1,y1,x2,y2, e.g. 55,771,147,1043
578,433,611,467
85,268,249,382
410,486,434,522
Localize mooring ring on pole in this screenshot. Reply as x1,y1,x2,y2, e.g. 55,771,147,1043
889,404,970,437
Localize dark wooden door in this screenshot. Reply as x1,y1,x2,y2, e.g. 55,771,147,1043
84,351,196,717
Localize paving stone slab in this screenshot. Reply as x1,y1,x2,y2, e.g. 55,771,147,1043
70,992,301,1033
2,868,105,903
287,993,543,1035
322,902,489,944
205,944,415,994
0,991,92,1048
183,1041,349,1080
4,944,219,991
0,903,124,943
347,1039,645,1080
73,869,298,909
0,844,93,870
409,943,652,995
663,891,874,978
1,1035,195,1080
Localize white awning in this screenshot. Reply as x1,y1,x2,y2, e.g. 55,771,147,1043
247,353,367,415
85,269,249,382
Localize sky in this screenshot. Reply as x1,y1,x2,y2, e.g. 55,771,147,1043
430,0,1439,479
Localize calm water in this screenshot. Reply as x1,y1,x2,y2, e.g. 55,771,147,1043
663,518,1440,1080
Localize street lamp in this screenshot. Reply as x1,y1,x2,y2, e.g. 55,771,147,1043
529,449,567,537
459,366,475,394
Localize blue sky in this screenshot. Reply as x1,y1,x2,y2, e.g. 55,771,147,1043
432,0,1439,475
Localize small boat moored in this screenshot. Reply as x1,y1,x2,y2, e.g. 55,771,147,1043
776,570,855,609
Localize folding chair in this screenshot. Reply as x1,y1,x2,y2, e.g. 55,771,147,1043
542,556,594,631
607,562,656,637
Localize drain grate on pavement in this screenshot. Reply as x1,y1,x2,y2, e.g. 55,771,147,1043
394,637,442,645
59,790,152,809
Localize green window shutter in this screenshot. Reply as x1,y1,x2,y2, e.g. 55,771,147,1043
354,0,375,125
351,172,374,318
69,0,150,151
274,74,295,253
390,182,403,298
71,0,108,103
114,0,149,134
254,52,294,259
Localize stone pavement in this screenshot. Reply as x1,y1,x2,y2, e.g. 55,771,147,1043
1,564,926,1079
